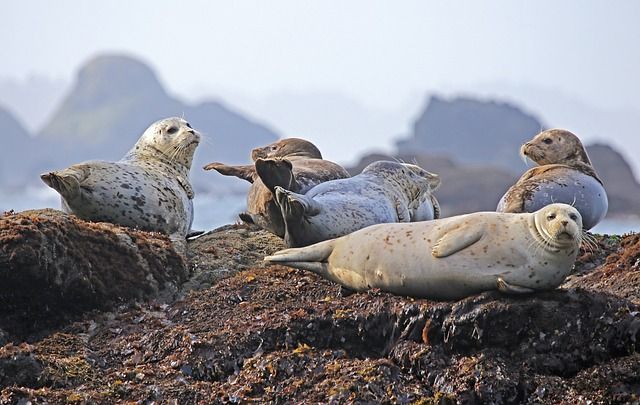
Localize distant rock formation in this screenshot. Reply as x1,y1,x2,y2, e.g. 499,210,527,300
397,95,543,172
587,144,640,215
391,95,640,218
37,54,280,191
0,106,35,188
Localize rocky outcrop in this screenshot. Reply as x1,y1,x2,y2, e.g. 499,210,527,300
392,95,640,218
1,213,640,403
0,106,35,188
0,209,187,340
33,54,279,192
396,95,543,172
588,143,640,215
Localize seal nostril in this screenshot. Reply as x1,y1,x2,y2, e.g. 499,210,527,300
561,220,568,226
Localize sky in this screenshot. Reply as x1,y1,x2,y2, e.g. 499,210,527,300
2,1,640,169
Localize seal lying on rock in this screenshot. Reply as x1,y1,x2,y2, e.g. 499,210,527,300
265,203,582,300
204,138,349,237
274,161,441,247
497,129,607,230
41,117,200,242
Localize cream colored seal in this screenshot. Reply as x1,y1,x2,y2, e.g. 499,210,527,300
497,129,607,229
204,138,349,236
41,117,200,242
265,203,583,300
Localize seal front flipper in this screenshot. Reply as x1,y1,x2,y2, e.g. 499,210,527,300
176,175,195,199
203,162,257,183
431,223,485,258
255,158,295,192
496,277,535,294
40,165,90,201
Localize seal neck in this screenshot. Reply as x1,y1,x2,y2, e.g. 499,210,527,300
124,144,191,178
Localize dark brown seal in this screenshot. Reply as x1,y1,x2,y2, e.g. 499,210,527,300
203,138,350,236
497,129,608,229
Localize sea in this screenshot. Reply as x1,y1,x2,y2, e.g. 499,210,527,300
1,186,639,236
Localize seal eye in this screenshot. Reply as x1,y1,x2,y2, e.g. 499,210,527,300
569,213,578,221
167,126,178,135
547,213,556,220
543,138,553,144
271,146,278,151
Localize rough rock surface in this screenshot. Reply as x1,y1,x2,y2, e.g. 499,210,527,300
1,212,640,403
0,209,187,340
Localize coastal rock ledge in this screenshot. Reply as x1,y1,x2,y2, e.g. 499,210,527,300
1,209,640,403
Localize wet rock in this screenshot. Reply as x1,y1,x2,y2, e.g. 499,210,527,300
1,223,639,403
184,223,285,292
0,209,187,340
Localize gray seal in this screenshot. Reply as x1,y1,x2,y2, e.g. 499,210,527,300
274,160,441,247
203,138,350,236
265,203,583,300
497,129,608,229
41,117,200,242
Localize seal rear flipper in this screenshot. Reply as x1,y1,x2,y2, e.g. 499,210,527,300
203,162,257,183
40,167,85,200
264,238,336,276
431,223,485,258
274,186,321,219
496,277,535,294
255,158,295,192
238,212,255,224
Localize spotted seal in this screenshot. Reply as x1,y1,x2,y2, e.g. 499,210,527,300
265,203,582,300
41,117,200,243
497,128,607,229
274,160,441,247
203,138,349,236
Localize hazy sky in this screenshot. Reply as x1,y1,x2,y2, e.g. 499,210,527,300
2,1,640,175
3,1,640,111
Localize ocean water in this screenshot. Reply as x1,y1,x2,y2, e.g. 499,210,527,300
1,186,639,235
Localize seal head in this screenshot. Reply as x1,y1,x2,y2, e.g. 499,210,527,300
251,138,322,161
499,129,607,229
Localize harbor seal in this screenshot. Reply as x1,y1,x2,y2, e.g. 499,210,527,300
274,161,441,247
41,117,200,242
497,129,608,229
265,203,583,300
203,138,350,236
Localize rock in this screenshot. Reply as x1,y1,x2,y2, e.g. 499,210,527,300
183,223,285,293
2,223,640,403
396,95,543,172
36,53,279,193
0,209,187,340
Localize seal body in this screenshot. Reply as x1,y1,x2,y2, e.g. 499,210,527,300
41,117,200,241
497,169,607,230
498,129,608,229
204,138,349,236
265,203,582,300
275,161,441,247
